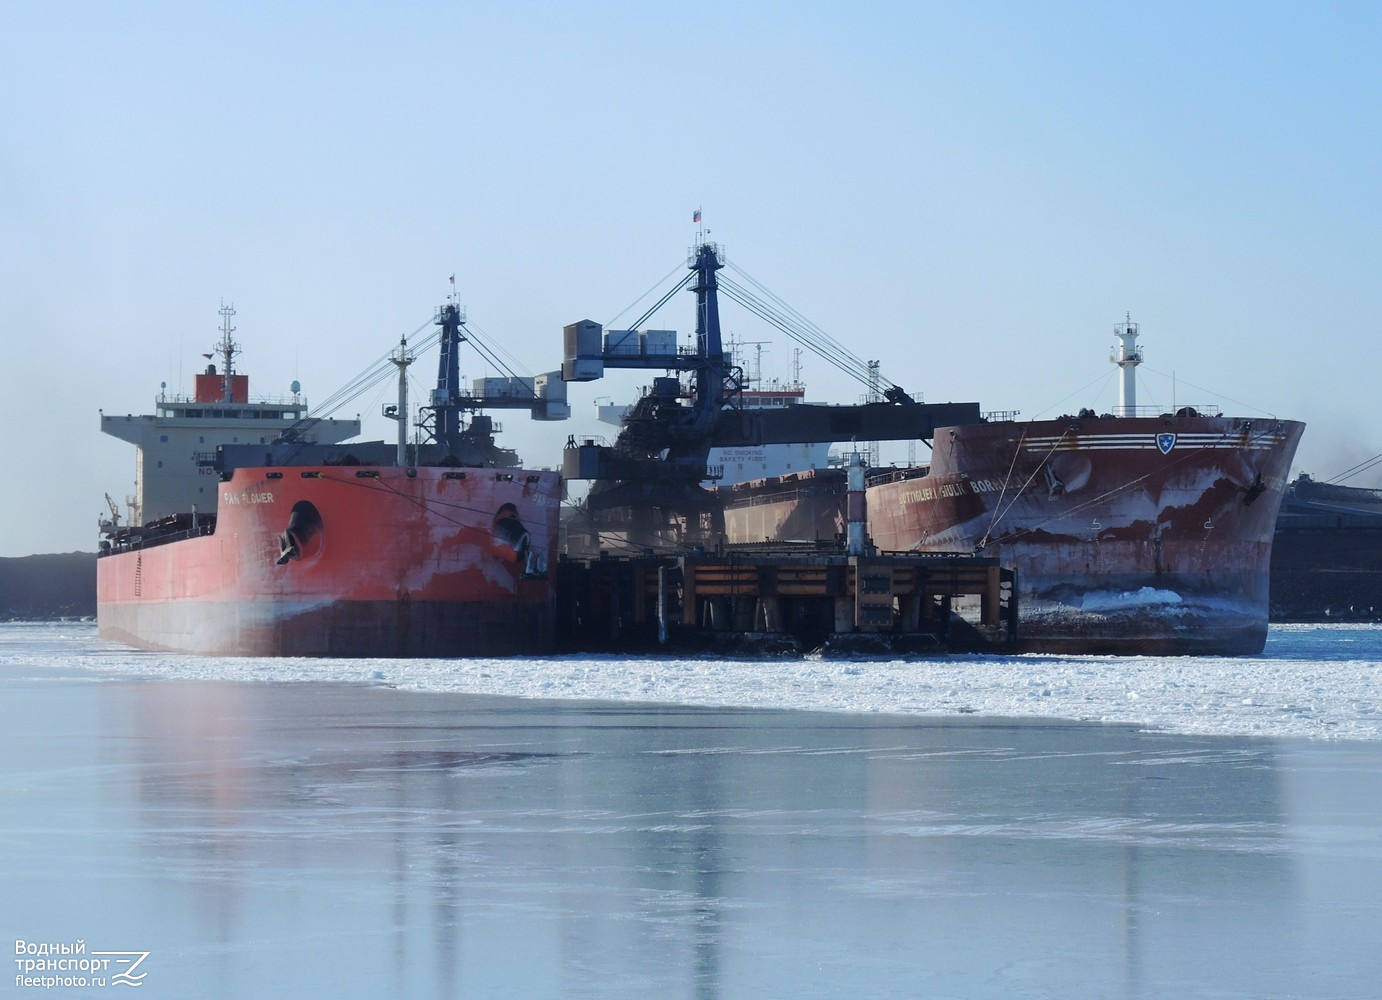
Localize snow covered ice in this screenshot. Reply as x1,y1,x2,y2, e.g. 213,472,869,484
8,621,1379,741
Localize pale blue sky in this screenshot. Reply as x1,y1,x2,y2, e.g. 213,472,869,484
3,1,1380,556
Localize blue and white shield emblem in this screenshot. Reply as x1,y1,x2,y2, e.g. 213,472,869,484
1156,432,1176,455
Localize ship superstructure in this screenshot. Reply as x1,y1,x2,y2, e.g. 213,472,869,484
99,304,359,529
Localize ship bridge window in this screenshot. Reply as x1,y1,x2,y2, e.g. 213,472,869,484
159,434,169,443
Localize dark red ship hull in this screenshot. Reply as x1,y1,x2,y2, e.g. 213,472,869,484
866,415,1305,654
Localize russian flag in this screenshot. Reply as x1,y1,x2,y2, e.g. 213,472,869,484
693,209,702,223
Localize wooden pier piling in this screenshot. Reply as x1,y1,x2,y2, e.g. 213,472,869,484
556,547,1016,654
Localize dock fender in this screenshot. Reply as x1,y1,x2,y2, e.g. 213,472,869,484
523,548,549,579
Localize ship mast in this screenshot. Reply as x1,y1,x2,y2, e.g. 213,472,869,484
217,302,239,403
384,335,415,465
1111,314,1142,417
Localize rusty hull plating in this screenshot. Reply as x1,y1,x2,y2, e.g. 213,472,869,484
866,413,1305,654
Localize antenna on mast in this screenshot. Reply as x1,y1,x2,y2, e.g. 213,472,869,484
217,301,239,403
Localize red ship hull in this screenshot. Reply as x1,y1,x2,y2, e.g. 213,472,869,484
867,415,1305,654
98,465,562,657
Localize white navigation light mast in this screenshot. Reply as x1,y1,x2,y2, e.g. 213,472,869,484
385,335,415,465
1111,315,1142,417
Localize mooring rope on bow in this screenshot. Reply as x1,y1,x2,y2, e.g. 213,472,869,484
978,427,1072,550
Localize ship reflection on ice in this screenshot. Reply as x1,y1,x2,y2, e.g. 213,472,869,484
3,652,1381,999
